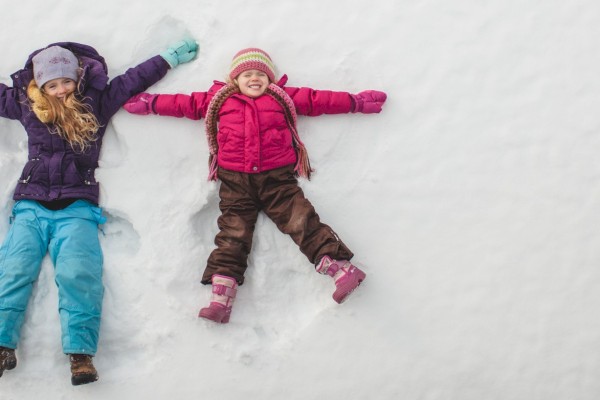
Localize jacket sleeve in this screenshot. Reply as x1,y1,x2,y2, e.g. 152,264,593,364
0,84,23,120
284,86,354,116
153,91,211,120
99,55,171,121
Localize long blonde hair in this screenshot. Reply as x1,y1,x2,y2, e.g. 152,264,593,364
27,79,100,153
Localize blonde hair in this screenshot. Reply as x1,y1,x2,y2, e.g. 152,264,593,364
27,79,100,153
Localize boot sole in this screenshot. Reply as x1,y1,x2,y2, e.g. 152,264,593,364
72,373,99,386
199,307,230,323
333,270,366,304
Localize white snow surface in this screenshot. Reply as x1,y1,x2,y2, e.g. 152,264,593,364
1,1,600,399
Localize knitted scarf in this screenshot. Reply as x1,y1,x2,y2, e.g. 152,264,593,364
205,83,313,181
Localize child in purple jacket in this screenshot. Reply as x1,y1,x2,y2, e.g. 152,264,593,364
0,40,196,385
124,47,386,324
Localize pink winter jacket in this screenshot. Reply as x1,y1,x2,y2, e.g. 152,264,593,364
152,76,354,174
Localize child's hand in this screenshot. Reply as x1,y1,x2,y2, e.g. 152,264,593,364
351,90,387,114
160,39,199,68
123,93,157,115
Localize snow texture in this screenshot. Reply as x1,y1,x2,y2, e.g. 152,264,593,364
1,1,600,399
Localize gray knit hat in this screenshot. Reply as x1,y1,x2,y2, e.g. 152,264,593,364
32,46,80,88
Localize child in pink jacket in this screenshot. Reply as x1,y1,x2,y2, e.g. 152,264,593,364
124,48,386,324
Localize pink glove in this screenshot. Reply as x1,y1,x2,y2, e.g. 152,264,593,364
123,93,158,115
351,90,387,114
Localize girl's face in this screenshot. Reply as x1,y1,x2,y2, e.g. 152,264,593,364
235,69,270,98
43,78,76,100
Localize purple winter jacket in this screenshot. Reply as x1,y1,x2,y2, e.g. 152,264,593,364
0,42,170,205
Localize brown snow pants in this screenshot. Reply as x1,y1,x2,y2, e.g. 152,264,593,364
202,166,353,285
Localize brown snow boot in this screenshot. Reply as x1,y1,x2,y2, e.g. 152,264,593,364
0,346,17,377
69,354,98,386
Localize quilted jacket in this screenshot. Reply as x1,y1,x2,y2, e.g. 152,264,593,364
152,75,354,174
0,42,170,204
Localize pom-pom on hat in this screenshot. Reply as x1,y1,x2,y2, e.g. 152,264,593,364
32,46,80,88
229,48,276,82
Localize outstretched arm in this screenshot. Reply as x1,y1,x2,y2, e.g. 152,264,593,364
124,91,210,120
285,86,387,116
100,39,199,119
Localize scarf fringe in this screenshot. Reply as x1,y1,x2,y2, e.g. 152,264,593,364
294,142,313,180
208,154,219,181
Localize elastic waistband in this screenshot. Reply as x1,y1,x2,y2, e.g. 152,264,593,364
12,200,106,224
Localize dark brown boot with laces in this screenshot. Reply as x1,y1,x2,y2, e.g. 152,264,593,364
0,346,17,378
69,354,98,385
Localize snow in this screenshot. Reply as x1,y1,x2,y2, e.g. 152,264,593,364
1,0,600,399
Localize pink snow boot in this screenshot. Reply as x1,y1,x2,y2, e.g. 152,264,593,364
316,256,366,304
198,274,238,323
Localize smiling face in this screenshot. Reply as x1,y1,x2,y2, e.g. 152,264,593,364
42,77,77,100
235,69,270,98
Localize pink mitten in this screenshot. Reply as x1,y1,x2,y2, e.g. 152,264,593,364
123,93,157,115
351,90,387,114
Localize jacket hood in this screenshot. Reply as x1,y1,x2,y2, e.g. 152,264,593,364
12,42,109,90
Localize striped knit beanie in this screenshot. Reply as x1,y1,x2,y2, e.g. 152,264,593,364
229,48,276,82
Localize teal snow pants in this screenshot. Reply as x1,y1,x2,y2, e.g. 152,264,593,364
0,200,105,355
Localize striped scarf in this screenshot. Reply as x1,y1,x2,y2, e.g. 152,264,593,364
205,83,313,181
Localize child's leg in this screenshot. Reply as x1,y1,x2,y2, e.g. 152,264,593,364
260,168,365,303
0,201,48,349
48,201,104,356
259,167,353,264
202,169,259,285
